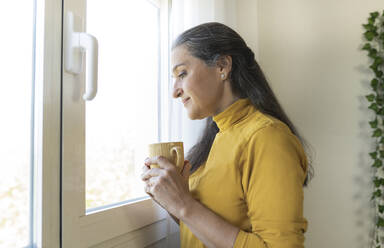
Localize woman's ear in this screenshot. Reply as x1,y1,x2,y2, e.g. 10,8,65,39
216,55,232,80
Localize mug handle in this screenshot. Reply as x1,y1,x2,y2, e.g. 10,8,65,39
170,146,183,171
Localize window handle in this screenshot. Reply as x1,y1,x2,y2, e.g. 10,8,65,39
65,11,98,101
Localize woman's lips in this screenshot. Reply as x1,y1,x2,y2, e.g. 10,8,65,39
182,97,190,105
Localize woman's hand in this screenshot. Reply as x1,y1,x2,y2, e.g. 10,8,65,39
141,156,192,219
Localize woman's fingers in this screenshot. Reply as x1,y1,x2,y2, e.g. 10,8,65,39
144,183,154,198
144,177,162,199
145,156,175,170
142,164,149,173
142,158,191,217
181,160,191,178
141,167,162,181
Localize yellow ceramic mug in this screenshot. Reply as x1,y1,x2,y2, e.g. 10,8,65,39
148,142,184,173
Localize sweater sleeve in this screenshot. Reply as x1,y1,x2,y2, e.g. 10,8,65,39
233,123,308,248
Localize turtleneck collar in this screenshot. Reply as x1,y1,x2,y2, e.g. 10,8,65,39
213,98,254,132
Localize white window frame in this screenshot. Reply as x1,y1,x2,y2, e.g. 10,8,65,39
61,0,172,247
33,0,62,247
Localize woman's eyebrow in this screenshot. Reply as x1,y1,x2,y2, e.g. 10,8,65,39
172,63,186,73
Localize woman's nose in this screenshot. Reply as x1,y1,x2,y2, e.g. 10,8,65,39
172,82,183,99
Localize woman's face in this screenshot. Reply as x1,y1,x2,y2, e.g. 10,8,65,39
171,45,227,120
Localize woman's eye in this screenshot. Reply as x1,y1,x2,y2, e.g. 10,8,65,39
178,72,186,79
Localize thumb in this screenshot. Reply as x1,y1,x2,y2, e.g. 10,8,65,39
181,160,191,179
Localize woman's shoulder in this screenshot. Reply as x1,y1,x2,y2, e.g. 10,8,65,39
237,109,293,140
239,112,308,173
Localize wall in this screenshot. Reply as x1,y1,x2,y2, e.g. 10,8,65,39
237,0,383,247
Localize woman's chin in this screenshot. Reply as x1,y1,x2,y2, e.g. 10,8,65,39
187,112,198,120
186,109,206,120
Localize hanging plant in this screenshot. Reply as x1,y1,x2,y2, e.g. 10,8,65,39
363,10,384,248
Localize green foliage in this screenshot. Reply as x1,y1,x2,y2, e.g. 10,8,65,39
372,79,379,91
373,177,384,187
378,216,384,227
373,128,383,137
372,159,383,168
367,94,376,103
362,10,384,247
380,205,384,214
372,189,382,200
370,119,379,128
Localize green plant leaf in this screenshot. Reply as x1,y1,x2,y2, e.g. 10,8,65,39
369,48,378,58
362,43,371,50
362,23,371,30
371,79,379,90
375,70,383,78
365,31,376,41
369,17,375,25
372,78,379,85
380,150,384,158
373,177,384,187
370,151,378,159
380,137,384,144
369,103,379,112
371,12,380,19
377,216,384,227
363,23,377,33
372,189,382,200
373,129,383,137
379,33,384,41
370,63,378,70
366,94,376,102
372,159,383,167
374,57,383,66
376,96,384,105
369,119,378,128
379,205,384,214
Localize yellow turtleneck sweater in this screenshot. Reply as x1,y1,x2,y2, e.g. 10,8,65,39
179,98,308,247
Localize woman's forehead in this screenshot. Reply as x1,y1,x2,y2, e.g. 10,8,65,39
171,46,191,70
171,46,190,62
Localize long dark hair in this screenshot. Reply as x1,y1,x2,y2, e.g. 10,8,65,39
172,22,314,186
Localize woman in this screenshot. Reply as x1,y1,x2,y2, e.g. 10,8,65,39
141,22,313,248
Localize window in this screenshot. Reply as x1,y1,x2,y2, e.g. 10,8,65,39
62,0,172,246
85,0,160,209
0,1,34,246
2,0,172,247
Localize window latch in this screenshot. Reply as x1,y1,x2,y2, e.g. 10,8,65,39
64,11,98,101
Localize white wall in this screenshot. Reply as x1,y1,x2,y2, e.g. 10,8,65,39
236,0,383,247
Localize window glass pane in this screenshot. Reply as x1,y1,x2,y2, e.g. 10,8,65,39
0,1,34,246
86,0,159,209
